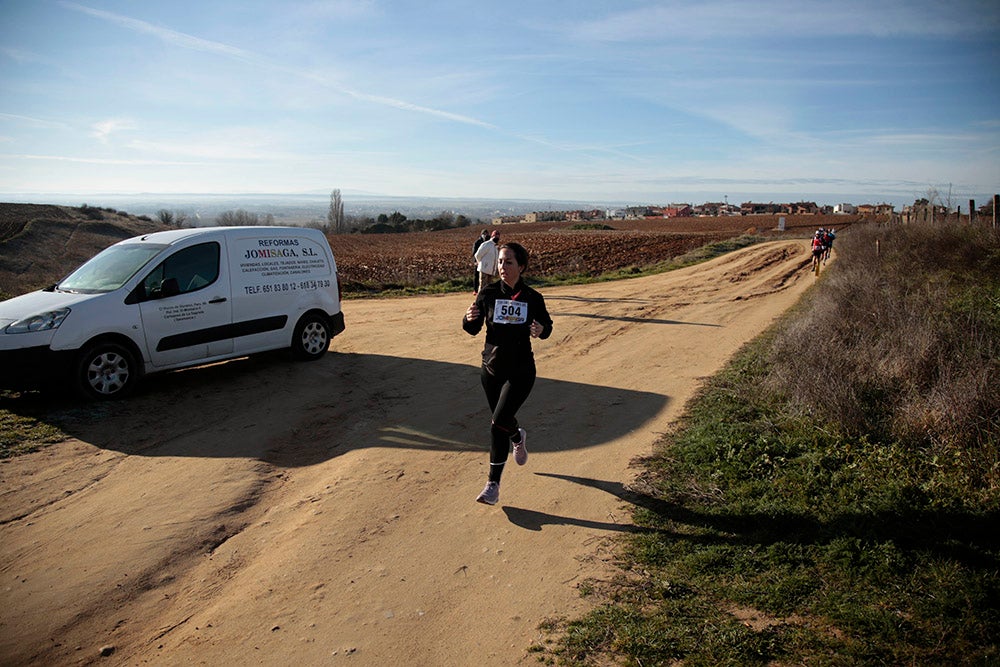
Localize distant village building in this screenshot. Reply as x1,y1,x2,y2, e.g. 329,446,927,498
791,202,820,214
855,203,894,216
739,201,819,215
624,206,654,218
516,209,606,224
491,198,898,226
740,202,785,215
694,202,732,216
663,204,693,218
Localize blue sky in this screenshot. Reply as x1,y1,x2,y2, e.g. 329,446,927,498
1,0,998,207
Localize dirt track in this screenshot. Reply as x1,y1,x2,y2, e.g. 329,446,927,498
0,240,817,666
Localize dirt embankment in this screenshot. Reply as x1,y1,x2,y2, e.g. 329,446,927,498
0,204,166,297
0,238,818,665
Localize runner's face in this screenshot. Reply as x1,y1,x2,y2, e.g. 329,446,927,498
498,248,522,287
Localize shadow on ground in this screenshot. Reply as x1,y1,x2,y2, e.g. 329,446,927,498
2,352,669,468
516,472,1000,569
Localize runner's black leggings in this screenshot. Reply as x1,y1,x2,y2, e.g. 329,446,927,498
481,365,535,483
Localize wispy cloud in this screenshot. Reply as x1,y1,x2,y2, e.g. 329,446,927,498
0,113,71,129
59,2,258,61
59,1,497,130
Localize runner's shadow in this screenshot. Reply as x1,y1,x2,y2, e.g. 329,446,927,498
501,505,642,533
512,472,734,539
501,472,683,534
526,473,1000,569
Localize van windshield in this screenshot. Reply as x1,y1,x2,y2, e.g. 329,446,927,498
58,244,167,293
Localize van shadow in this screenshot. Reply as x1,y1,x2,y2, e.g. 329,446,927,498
7,351,669,467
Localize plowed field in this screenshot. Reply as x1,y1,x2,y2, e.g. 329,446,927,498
0,202,858,297
327,216,851,290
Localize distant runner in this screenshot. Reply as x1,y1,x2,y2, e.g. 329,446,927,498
474,229,501,292
472,229,489,293
811,230,826,273
823,228,836,262
462,242,553,505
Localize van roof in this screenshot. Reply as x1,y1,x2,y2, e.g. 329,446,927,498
123,226,323,246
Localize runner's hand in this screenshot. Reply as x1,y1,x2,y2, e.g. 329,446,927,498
530,320,542,338
466,303,480,321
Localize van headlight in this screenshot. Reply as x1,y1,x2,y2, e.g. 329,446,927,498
5,308,71,334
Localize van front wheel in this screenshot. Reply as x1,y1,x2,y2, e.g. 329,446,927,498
292,313,331,360
76,342,138,400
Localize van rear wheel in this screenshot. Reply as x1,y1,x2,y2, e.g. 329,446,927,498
76,341,138,400
292,313,331,360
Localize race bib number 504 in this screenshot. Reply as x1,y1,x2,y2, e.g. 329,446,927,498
493,299,528,325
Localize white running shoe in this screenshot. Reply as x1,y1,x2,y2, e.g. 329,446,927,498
476,481,500,505
512,428,528,465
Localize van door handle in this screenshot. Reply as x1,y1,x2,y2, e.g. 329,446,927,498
209,297,228,304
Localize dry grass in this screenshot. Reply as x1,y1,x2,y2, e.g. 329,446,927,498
768,219,1000,499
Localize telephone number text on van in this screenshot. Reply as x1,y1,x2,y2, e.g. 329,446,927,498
244,279,331,295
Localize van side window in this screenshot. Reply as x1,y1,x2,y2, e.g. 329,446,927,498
143,242,220,298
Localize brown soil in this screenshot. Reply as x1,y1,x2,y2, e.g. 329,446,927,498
0,237,818,665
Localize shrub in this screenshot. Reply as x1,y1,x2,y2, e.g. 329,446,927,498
78,204,104,220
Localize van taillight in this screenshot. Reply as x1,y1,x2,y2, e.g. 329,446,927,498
336,272,342,303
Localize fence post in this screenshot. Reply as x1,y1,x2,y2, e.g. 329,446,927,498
969,199,975,224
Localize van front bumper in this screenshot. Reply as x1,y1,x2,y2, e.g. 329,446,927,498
0,345,75,390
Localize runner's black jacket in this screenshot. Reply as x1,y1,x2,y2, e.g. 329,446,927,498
462,278,553,376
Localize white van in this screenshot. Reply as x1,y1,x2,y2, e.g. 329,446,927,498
0,226,345,399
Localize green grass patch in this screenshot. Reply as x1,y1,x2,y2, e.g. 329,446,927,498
0,391,68,458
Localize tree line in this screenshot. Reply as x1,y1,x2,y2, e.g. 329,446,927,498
153,187,477,233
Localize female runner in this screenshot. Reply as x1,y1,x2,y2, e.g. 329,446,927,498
462,242,553,505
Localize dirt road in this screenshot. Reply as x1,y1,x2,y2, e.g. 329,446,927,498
0,240,815,666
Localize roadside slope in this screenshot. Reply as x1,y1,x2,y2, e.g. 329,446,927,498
0,239,815,665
